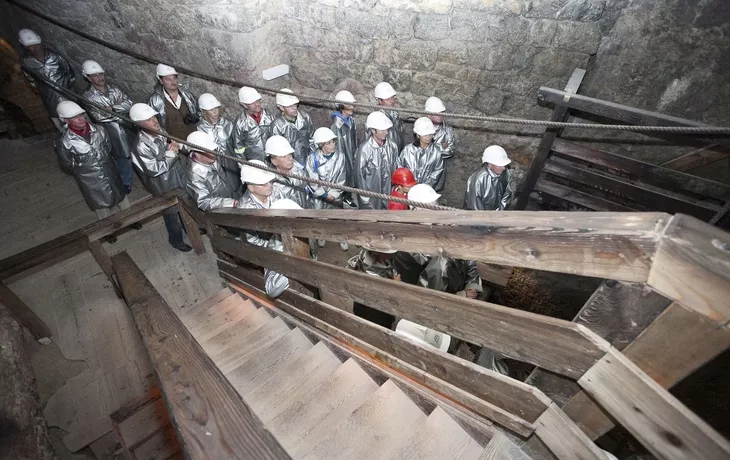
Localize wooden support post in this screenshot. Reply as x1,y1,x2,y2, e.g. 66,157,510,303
0,281,51,340
514,68,586,209
178,205,205,255
280,233,318,298
87,240,122,298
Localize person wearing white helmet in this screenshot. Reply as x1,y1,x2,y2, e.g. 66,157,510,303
354,111,399,209
270,88,314,165
56,101,129,229
237,160,285,246
464,145,513,210
19,28,75,131
330,90,358,186
265,135,310,209
233,86,274,163
346,243,400,328
263,198,302,298
130,102,191,252
374,81,405,152
81,60,136,195
148,63,200,141
196,93,241,195
397,117,445,191
425,96,457,191
185,131,240,211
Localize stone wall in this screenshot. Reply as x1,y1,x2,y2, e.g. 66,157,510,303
1,0,728,205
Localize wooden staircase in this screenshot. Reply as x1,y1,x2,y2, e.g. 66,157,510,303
178,288,531,460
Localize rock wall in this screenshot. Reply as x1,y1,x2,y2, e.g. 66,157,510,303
1,0,728,204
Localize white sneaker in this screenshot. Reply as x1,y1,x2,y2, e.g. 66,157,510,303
318,239,326,247
340,240,349,251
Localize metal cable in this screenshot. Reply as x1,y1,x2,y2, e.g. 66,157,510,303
7,0,730,135
23,66,457,211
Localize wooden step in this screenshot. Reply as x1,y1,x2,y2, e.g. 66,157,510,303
478,432,532,460
299,380,427,460
272,358,380,457
180,293,246,328
386,406,483,460
200,307,273,356
245,342,342,422
225,327,313,395
180,288,234,318
189,298,257,343
213,316,290,374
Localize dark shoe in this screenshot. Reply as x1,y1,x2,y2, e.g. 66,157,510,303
130,222,143,230
172,242,192,252
123,185,132,195
107,235,118,244
199,227,207,236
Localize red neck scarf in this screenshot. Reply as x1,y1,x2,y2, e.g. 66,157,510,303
68,123,91,137
249,111,263,125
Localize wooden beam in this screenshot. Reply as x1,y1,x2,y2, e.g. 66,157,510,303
0,281,52,340
111,251,290,460
534,179,637,212
515,68,586,209
579,348,730,460
207,210,666,283
218,260,551,423
659,144,730,172
534,404,605,460
178,205,205,255
87,240,121,297
85,192,180,242
476,263,513,287
648,214,730,323
212,235,609,378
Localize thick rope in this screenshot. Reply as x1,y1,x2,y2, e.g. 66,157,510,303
7,0,730,135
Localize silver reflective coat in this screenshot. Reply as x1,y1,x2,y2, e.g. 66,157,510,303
197,118,242,194
236,188,284,246
264,236,290,298
346,250,396,279
397,141,445,190
185,158,239,211
232,108,274,162
331,113,358,186
22,49,75,118
306,149,346,210
433,122,456,192
464,166,513,211
57,124,124,210
148,83,200,130
83,84,135,159
380,109,405,152
354,136,399,209
418,255,482,294
270,112,314,165
132,131,186,196
272,161,310,209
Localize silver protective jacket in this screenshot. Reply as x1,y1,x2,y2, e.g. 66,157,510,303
22,49,75,117
270,112,314,165
236,188,284,246
186,159,238,211
232,108,274,162
148,83,200,130
264,236,290,298
397,142,445,190
433,122,456,192
272,161,310,209
331,114,358,186
464,166,513,210
197,117,242,194
132,131,186,196
57,124,124,210
346,250,396,279
83,84,135,158
306,149,346,210
419,256,482,294
380,109,405,152
354,136,399,209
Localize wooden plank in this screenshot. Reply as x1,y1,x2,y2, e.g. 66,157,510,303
534,404,605,460
178,205,205,255
220,260,550,422
208,210,665,283
579,348,730,460
111,251,291,460
659,144,729,172
131,425,181,460
534,179,636,212
648,214,730,323
212,237,608,378
0,280,51,339
476,263,513,287
515,68,586,209
88,240,122,297
710,199,730,226
85,193,180,242
115,396,170,448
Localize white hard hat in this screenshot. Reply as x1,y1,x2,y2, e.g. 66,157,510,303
265,135,295,156
276,88,299,107
334,90,356,105
82,60,104,77
155,63,177,78
413,117,436,136
56,101,85,119
239,86,262,104
270,199,302,210
313,127,336,145
198,93,221,111
129,103,158,122
408,183,441,204
482,145,511,166
374,82,397,99
240,160,276,185
361,243,397,254
18,29,41,46
186,131,218,152
424,96,446,113
395,319,451,352
366,111,393,130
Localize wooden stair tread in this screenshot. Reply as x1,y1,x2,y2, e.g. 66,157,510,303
213,316,291,374
272,358,380,456
189,298,257,343
180,288,234,318
299,380,427,460
226,327,313,395
200,307,273,356
245,342,342,422
181,293,246,327
479,432,532,460
386,406,483,460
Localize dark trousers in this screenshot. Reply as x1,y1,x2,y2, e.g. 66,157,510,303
162,206,185,246
353,302,395,329
114,156,134,187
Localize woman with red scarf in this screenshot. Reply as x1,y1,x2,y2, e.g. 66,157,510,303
387,167,417,210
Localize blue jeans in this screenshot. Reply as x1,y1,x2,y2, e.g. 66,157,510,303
114,156,134,187
162,207,185,246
